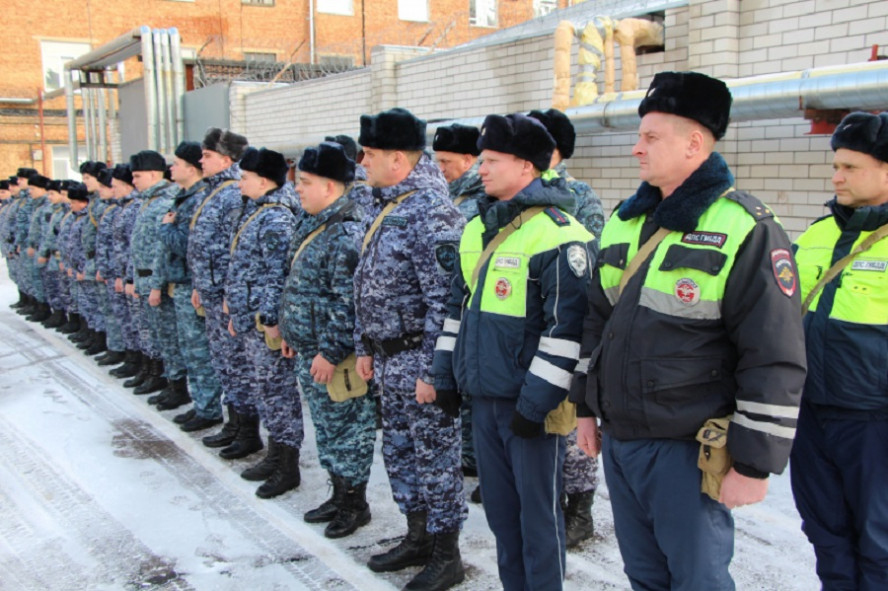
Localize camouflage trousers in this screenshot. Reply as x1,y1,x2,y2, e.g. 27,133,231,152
66,273,80,314
242,329,303,448
375,347,468,534
295,354,375,486
27,256,45,301
142,291,186,380
200,290,256,417
564,429,600,495
98,282,124,352
130,294,156,357
108,284,139,351
171,284,222,420
77,279,101,330
43,268,63,310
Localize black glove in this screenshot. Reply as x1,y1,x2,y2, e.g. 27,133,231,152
510,410,544,439
434,389,461,419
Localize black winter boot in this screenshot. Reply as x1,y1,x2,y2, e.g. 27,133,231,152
17,294,36,316
27,302,51,323
241,439,282,481
256,444,300,499
133,358,167,395
111,350,141,379
367,511,434,573
304,473,347,523
123,353,150,388
156,377,190,411
59,312,81,334
218,412,263,459
202,405,240,448
173,408,196,425
403,531,465,591
43,309,66,328
97,349,126,367
180,414,223,432
11,289,26,309
85,331,108,356
75,328,96,348
325,478,371,539
564,491,595,548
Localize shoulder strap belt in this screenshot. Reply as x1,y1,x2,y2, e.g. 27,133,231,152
361,190,416,254
471,206,547,287
190,180,236,230
801,221,888,315
229,203,287,255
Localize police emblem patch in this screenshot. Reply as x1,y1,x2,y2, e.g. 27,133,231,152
674,277,701,305
567,244,588,278
770,248,796,297
435,242,458,274
495,277,512,300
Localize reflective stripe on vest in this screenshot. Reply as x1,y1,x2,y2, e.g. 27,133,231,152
795,218,888,325
599,197,759,321
460,208,592,318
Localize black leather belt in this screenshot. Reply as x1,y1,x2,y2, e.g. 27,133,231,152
361,333,423,358
137,269,152,277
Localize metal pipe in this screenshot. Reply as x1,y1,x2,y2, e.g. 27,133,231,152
108,66,120,164
38,90,47,176
65,69,78,166
66,27,145,71
170,28,185,146
83,87,94,161
141,26,158,150
154,29,168,153
0,97,36,104
97,79,108,164
309,0,316,65
161,29,176,153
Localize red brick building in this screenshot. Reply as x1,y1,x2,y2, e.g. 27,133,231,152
0,0,569,177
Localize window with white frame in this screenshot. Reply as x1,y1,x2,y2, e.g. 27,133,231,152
398,0,428,22
317,0,352,15
470,0,498,27
41,40,92,92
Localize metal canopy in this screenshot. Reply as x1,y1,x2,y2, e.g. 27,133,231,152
66,26,150,72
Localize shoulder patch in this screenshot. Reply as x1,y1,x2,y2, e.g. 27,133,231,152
724,190,774,221
543,207,570,227
770,248,797,297
435,242,458,275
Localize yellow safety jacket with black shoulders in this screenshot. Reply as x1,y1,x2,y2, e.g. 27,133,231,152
794,199,888,412
570,153,806,476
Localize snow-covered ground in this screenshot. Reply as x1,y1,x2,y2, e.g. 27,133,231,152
0,264,820,590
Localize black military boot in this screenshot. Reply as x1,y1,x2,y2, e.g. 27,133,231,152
173,408,196,425
256,444,300,499
133,358,167,395
202,404,240,448
241,439,282,481
97,349,126,367
17,294,36,316
75,328,96,348
403,531,465,591
367,511,434,573
59,312,81,334
147,383,173,406
325,479,371,539
85,331,107,356
11,289,26,309
111,350,141,379
43,309,66,329
219,412,263,459
27,302,51,323
123,353,150,388
304,473,347,524
156,378,191,411
180,414,223,432
564,491,595,548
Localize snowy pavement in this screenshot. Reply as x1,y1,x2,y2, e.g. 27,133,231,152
0,265,820,591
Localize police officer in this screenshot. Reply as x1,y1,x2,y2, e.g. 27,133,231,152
39,180,70,329
226,147,302,498
325,134,374,214
570,72,806,589
92,167,125,361
280,142,376,537
23,174,52,323
791,111,888,589
158,141,225,429
76,161,109,352
11,168,39,314
433,113,594,590
432,123,485,220
354,107,467,591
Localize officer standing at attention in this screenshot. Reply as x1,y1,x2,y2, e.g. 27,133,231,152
433,113,594,591
354,107,467,591
432,123,485,220
791,111,888,589
570,72,806,589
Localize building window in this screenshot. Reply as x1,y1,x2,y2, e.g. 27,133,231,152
41,40,92,91
317,0,352,15
244,51,277,63
242,0,274,5
533,0,558,17
398,0,428,22
470,0,498,27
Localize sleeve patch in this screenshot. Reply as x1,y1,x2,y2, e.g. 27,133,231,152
771,248,797,297
435,242,458,275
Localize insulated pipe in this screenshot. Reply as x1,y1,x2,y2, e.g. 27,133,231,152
309,0,316,65
65,69,78,166
154,29,168,153
0,97,36,104
142,26,158,150
83,87,94,162
170,28,185,146
161,30,176,153
97,81,108,164
66,28,144,71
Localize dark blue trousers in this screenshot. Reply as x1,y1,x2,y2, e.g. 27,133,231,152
602,435,735,591
790,401,888,591
472,396,566,591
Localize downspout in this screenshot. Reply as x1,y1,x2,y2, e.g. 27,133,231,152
154,29,169,153
160,29,175,154
141,26,158,150
170,28,185,146
97,79,108,163
83,87,94,161
38,89,47,175
65,68,77,166
309,0,316,65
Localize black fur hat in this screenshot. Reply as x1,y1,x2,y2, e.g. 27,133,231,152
528,109,576,159
359,107,426,151
299,141,356,184
638,71,732,140
8,175,17,184
97,167,114,188
325,135,359,161
239,147,288,187
111,163,134,186
78,161,107,177
202,127,249,161
0,181,10,191
17,167,38,179
478,113,555,172
831,111,888,163
174,141,203,170
47,180,63,192
130,150,167,172
433,124,481,156
28,174,50,189
67,182,90,201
